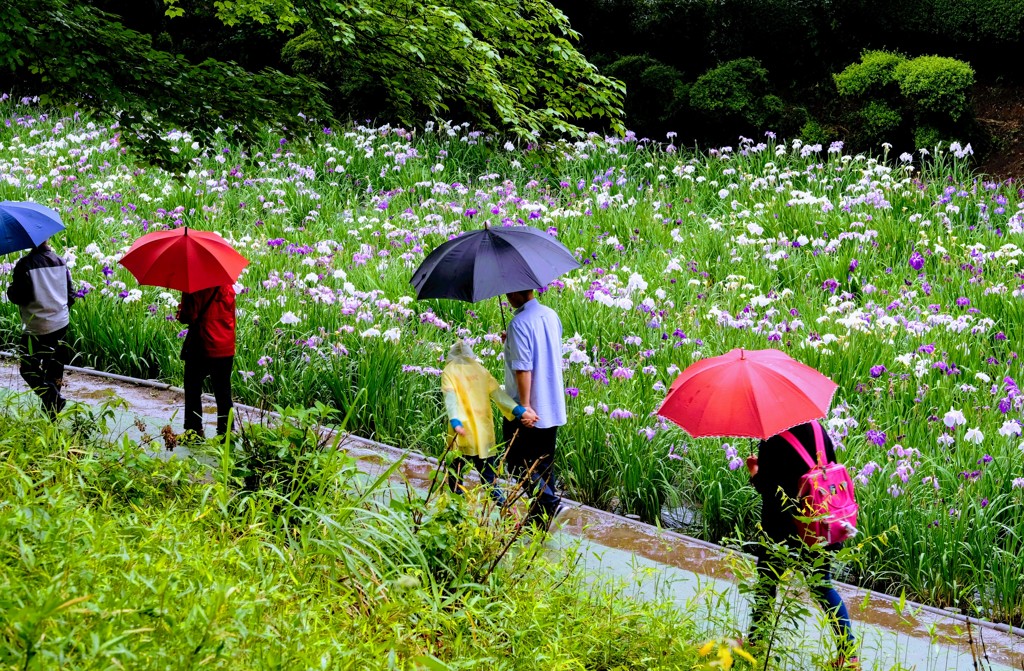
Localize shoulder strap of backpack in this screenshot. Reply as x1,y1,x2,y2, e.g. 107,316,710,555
777,430,816,470
810,420,828,468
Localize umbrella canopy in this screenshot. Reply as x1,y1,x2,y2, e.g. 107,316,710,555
410,225,580,303
0,201,65,255
658,348,838,440
118,227,249,293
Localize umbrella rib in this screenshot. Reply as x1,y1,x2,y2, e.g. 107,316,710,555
500,228,576,285
126,237,186,286
470,231,492,302
186,237,239,292
412,234,473,299
740,363,768,436
478,231,542,300
746,364,832,434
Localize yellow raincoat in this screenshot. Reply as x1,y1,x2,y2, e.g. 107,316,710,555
441,340,520,459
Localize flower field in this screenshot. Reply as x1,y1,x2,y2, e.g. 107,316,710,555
1,98,1023,625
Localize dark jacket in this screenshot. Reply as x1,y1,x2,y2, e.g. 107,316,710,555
178,284,236,359
6,245,74,335
751,420,837,543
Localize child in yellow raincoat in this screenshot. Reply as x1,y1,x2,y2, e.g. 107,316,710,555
442,339,537,505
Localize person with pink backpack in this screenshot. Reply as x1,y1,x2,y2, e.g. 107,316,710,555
745,419,860,670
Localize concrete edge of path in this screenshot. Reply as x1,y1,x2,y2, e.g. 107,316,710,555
4,352,1023,643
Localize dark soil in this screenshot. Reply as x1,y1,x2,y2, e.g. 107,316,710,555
974,83,1024,181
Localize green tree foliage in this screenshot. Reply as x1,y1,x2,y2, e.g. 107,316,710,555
605,55,689,138
280,30,389,121
0,0,623,169
0,0,329,168
167,0,625,137
560,0,1023,85
689,58,785,131
554,0,1008,150
869,0,1024,46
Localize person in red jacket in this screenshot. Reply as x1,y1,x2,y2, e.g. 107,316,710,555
176,284,236,438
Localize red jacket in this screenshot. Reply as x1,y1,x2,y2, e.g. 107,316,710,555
179,285,236,359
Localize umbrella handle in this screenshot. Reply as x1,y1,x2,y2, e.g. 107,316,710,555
498,296,507,332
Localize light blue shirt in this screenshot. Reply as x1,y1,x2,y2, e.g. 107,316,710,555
504,298,566,429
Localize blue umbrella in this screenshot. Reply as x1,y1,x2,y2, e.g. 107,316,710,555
411,225,580,303
0,201,65,255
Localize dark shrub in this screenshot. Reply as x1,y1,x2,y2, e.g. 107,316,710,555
860,100,904,145
690,58,783,132
281,30,386,121
914,125,956,151
606,55,689,138
800,117,837,144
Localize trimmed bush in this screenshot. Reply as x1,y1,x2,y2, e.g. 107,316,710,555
894,55,975,121
914,125,957,150
690,58,780,129
691,58,769,114
776,101,810,135
281,30,386,120
799,117,836,144
833,50,906,97
860,100,904,144
281,30,337,81
831,50,975,153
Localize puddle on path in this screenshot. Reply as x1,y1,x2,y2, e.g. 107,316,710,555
74,387,121,400
2,362,1022,670
558,507,739,581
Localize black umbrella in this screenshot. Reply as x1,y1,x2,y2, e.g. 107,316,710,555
410,224,580,325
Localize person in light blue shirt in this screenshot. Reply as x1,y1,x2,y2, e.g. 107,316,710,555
503,289,565,530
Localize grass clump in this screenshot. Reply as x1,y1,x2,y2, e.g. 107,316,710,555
0,397,704,670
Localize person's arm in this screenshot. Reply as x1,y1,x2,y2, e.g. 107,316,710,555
490,385,530,421
6,261,32,306
177,290,203,324
505,319,535,411
514,370,532,413
441,370,469,436
749,440,772,494
443,389,468,436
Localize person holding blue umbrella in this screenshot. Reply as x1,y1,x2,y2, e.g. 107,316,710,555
2,201,75,419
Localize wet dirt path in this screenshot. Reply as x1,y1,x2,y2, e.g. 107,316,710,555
1,362,1021,670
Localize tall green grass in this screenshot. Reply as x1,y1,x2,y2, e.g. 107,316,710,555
0,396,713,670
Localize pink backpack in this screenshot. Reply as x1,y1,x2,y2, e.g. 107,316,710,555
777,422,859,546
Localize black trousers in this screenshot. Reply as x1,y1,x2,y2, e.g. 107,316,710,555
183,355,234,436
749,541,855,653
502,418,560,520
446,454,506,506
19,326,69,419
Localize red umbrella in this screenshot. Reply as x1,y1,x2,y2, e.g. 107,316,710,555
658,348,838,439
118,227,249,293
